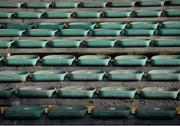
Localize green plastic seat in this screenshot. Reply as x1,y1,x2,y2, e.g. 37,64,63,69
80,2,107,8
70,70,105,81
35,23,64,30
141,87,179,99
0,87,15,98
59,29,90,36
45,11,72,18
53,2,79,8
109,1,135,7
32,70,67,81
135,106,176,119
77,55,111,66
99,87,136,98
23,2,51,8
151,55,180,66
113,55,148,66
0,2,22,8
154,39,180,47
161,21,180,29
4,55,40,66
119,39,151,47
0,12,13,18
0,55,3,61
148,69,180,81
166,10,180,17
91,106,130,119
0,71,29,82
136,1,164,6
51,39,82,48
125,29,155,36
67,22,96,29
5,23,33,30
42,55,75,66
108,70,144,81
85,39,116,48
165,1,180,6
17,86,56,98
0,29,24,37
98,22,127,29
48,105,87,119
74,11,102,18
158,29,180,36
92,29,121,36
129,22,158,29
15,12,43,18
135,10,162,17
15,40,48,48
105,10,132,18
27,29,57,37
0,40,14,48
4,105,44,119
58,86,96,98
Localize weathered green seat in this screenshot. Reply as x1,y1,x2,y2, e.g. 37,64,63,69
70,70,105,81
135,106,176,119
0,40,14,48
135,10,162,17
23,2,51,8
154,39,180,47
148,69,180,81
113,55,148,66
4,105,44,119
158,29,180,36
0,12,13,18
119,39,151,47
166,10,180,17
129,22,159,29
0,71,29,82
4,55,40,66
99,87,137,98
58,86,96,98
108,70,144,81
17,86,56,98
15,40,48,48
15,12,43,18
27,29,57,36
141,87,179,99
77,55,111,66
165,1,180,6
0,55,3,62
98,22,127,29
92,29,121,36
48,105,87,119
125,29,155,36
53,2,79,8
59,29,90,36
32,70,67,81
0,29,24,36
161,21,180,28
91,106,131,119
105,10,132,17
51,39,82,48
0,87,15,98
45,11,72,18
74,11,102,18
80,2,107,8
109,1,135,7
151,55,180,66
136,1,164,6
0,2,22,8
5,23,33,29
85,39,116,47
35,23,64,30
42,55,75,66
67,22,96,29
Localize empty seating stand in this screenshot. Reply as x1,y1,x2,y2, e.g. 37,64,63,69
0,0,179,125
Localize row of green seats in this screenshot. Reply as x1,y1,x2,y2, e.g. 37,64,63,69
0,29,180,36
0,69,179,82
1,21,180,30
2,105,177,119
0,55,179,66
0,1,179,8
0,86,179,99
0,39,179,48
0,10,180,18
